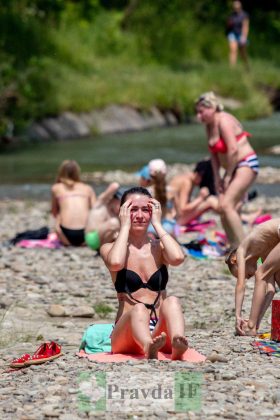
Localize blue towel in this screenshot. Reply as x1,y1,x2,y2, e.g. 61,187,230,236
80,323,114,353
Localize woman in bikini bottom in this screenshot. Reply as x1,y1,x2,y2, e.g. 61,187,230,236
60,225,85,247
51,160,96,246
195,92,258,247
101,186,188,360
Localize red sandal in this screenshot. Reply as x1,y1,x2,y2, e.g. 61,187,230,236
25,341,63,366
10,353,31,368
10,342,63,368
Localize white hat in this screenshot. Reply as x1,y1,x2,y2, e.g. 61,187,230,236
148,159,167,176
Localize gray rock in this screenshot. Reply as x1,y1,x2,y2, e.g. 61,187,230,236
47,304,66,317
267,145,280,155
27,123,51,141
41,112,89,140
64,306,95,318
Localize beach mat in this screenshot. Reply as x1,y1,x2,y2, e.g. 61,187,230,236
252,340,280,357
77,348,206,363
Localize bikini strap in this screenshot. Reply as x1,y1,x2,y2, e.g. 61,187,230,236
124,273,162,325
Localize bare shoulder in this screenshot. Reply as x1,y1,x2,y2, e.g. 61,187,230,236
51,183,61,194
86,184,96,195
219,112,237,129
256,218,280,234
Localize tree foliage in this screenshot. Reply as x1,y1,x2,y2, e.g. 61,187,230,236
0,0,280,137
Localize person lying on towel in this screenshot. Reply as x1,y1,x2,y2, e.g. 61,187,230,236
226,218,280,336
100,186,188,360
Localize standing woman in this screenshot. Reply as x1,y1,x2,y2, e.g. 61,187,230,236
51,160,96,246
195,92,259,247
226,1,250,68
100,187,188,360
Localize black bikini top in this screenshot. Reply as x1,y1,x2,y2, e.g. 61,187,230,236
114,265,168,294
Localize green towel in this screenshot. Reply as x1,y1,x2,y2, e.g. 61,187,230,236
80,323,114,353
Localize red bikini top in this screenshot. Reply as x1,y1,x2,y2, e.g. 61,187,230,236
208,131,252,154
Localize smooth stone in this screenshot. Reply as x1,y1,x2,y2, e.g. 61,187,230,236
206,353,228,363
64,306,95,318
47,305,66,317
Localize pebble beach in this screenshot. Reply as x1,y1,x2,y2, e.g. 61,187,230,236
0,188,280,419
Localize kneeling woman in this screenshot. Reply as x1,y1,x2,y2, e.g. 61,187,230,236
100,187,188,360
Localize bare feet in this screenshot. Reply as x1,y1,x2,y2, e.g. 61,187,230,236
144,332,166,359
238,319,257,336
243,326,257,336
171,335,188,360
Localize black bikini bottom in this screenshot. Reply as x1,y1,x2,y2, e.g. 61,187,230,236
60,225,85,246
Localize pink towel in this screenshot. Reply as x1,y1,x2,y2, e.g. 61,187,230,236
16,233,61,249
253,214,272,225
177,219,216,234
77,349,206,363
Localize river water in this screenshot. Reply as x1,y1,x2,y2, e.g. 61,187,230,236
0,113,279,197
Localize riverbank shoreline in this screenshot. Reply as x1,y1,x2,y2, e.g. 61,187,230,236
0,164,280,200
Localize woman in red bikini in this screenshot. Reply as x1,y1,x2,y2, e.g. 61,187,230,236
51,160,97,246
195,92,259,246
100,186,188,360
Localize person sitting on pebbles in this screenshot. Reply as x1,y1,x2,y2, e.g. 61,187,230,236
100,186,188,360
85,182,123,251
51,160,96,246
226,218,280,336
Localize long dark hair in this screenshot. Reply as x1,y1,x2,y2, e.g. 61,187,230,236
194,159,216,196
120,186,152,206
151,173,167,217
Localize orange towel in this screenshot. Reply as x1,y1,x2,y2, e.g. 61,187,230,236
77,349,206,363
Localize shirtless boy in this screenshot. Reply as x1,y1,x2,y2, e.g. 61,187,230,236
85,183,121,250
226,218,280,336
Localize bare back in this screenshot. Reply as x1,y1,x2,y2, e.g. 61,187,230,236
52,182,95,229
168,172,194,212
242,219,280,262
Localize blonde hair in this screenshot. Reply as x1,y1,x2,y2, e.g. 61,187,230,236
56,160,81,188
195,91,224,112
152,172,167,217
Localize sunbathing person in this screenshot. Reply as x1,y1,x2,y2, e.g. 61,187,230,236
169,159,261,228
226,218,280,336
51,160,96,246
168,159,218,225
85,182,122,250
100,186,188,360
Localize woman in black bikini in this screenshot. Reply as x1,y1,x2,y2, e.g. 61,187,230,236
100,186,188,360
51,160,96,246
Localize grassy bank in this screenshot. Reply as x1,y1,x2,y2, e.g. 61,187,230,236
2,9,280,137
